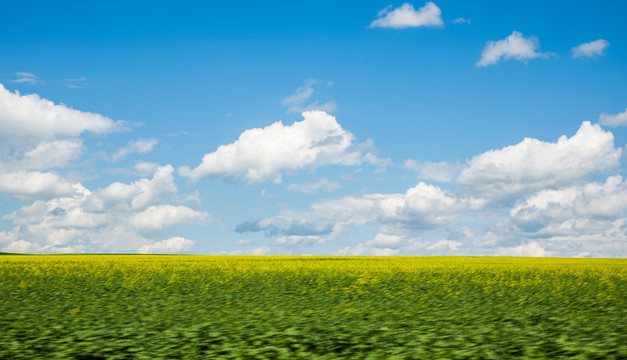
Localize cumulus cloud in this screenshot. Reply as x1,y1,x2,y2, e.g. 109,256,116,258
225,246,272,256
456,121,621,199
241,172,626,256
476,31,548,67
0,83,122,142
85,165,179,212
338,235,465,257
427,239,462,251
0,83,124,177
238,120,625,257
496,241,551,257
599,107,627,127
110,138,158,161
365,233,407,248
239,181,483,244
134,161,161,177
370,2,443,29
0,171,78,200
129,205,210,231
179,111,385,183
282,79,337,113
510,175,627,234
2,239,46,254
571,39,609,59
337,243,400,256
137,237,195,254
1,165,208,254
275,235,324,249
239,195,380,239
378,182,485,227
249,246,271,255
22,140,84,170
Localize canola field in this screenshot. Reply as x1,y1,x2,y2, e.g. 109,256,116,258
1,255,625,359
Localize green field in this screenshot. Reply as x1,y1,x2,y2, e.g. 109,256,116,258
1,255,625,359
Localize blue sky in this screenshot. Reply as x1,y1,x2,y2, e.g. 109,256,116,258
1,0,626,256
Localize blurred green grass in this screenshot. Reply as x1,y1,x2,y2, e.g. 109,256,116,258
1,255,625,359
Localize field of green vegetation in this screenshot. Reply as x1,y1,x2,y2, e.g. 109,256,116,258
1,255,625,359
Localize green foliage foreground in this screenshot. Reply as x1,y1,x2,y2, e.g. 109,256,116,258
1,255,625,359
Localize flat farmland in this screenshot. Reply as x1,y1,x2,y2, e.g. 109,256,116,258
1,255,625,359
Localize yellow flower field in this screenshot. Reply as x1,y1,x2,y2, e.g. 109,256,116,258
1,255,625,359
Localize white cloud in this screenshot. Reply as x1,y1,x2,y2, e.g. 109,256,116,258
110,138,158,161
10,72,38,84
241,181,483,244
0,83,122,141
134,161,161,176
20,140,83,170
1,165,207,254
0,229,19,248
85,165,179,212
64,77,88,88
476,31,547,67
510,175,627,235
0,83,124,176
371,247,399,256
285,178,340,194
275,235,324,248
370,2,443,29
496,241,551,257
571,39,609,59
2,239,45,254
129,205,210,231
378,182,485,227
236,239,252,246
427,239,462,251
599,107,627,127
236,121,625,257
0,171,78,200
366,233,406,248
337,242,400,256
0,85,206,254
452,17,470,25
250,246,271,255
456,121,621,199
179,111,384,183
137,237,195,254
228,246,272,255
282,79,317,107
282,79,337,113
241,194,381,238
298,100,338,114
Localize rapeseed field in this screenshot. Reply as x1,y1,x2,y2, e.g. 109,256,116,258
1,255,625,359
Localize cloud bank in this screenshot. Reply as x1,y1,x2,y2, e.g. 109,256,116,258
1,165,209,254
239,121,625,257
0,85,207,254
